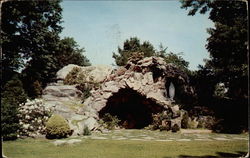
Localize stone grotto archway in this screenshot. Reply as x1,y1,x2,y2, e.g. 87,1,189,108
99,88,164,129
80,57,192,131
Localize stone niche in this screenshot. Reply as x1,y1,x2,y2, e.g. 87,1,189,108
80,56,191,130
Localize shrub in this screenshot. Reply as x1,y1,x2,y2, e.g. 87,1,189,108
181,112,189,129
32,80,43,98
100,113,120,130
64,67,100,103
64,67,81,85
76,83,92,102
214,82,228,98
1,76,27,140
45,114,72,139
197,116,216,129
187,117,199,129
172,124,180,132
18,99,52,137
150,111,172,131
83,126,91,136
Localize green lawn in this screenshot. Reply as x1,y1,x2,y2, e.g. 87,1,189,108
3,136,248,158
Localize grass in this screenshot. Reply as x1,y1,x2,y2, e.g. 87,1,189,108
3,135,248,158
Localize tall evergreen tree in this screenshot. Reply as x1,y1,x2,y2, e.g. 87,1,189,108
1,75,27,140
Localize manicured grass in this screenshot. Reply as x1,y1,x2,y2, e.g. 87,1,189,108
3,137,248,158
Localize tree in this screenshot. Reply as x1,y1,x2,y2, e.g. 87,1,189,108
112,37,156,66
180,0,248,99
113,37,190,74
156,44,190,73
1,0,63,86
1,75,27,140
56,37,91,68
2,1,91,98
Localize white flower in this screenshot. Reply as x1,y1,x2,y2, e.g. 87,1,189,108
23,124,29,129
25,115,30,119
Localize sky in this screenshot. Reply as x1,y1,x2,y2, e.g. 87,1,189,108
60,1,214,70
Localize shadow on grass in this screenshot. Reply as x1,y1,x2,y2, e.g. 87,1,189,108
162,151,247,158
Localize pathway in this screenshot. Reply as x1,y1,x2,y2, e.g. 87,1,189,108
80,129,249,142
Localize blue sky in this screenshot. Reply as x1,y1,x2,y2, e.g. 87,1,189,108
60,1,214,70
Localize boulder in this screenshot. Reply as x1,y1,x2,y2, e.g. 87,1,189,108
43,85,82,100
83,117,98,130
42,84,85,136
56,64,113,83
56,64,81,80
82,65,113,83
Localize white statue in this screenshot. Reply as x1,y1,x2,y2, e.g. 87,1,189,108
169,82,175,100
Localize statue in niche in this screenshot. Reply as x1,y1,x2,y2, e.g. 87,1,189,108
169,82,175,101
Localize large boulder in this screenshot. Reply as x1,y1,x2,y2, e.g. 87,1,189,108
56,64,113,83
81,65,113,83
56,64,81,80
42,85,86,136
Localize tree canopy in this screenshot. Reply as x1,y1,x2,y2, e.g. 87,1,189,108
181,0,248,99
56,37,91,68
113,37,190,73
1,0,90,97
1,0,63,85
112,37,156,66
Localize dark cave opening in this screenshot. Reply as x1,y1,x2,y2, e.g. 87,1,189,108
99,88,164,129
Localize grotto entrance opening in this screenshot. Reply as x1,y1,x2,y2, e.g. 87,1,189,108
99,88,164,129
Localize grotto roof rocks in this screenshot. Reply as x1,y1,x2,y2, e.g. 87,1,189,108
80,56,190,115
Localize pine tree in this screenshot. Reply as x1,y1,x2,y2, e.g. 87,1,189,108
1,75,27,140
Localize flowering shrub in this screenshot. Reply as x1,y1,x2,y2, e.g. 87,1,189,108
18,99,52,137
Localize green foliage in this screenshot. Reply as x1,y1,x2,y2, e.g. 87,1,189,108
32,80,43,98
113,38,190,74
181,0,247,99
113,37,156,66
76,84,92,102
171,124,180,132
150,111,172,131
127,52,145,64
214,82,228,98
64,67,100,102
187,118,199,129
64,67,82,85
1,1,90,98
2,0,63,87
157,44,190,73
83,126,91,136
56,37,91,68
99,113,120,130
45,114,72,139
1,76,27,140
197,116,216,129
181,112,189,129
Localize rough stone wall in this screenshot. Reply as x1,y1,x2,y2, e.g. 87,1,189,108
79,56,189,128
